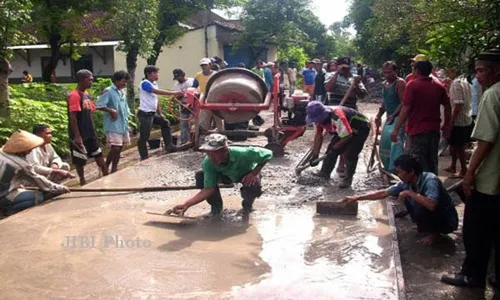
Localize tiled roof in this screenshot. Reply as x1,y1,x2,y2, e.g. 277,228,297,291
17,10,242,46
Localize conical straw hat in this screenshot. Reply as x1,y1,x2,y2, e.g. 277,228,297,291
2,129,44,154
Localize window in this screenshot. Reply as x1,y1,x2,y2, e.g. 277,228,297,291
72,55,93,77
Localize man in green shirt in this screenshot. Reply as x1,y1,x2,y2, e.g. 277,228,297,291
171,134,273,216
441,49,500,295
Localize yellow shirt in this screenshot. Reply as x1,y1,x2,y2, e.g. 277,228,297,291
194,71,216,94
23,74,33,83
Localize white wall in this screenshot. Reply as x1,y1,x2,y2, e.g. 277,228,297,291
114,26,224,89
9,46,115,80
266,45,278,62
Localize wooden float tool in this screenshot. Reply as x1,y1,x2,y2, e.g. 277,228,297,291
316,201,358,216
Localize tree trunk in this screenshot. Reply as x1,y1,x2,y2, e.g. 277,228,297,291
126,45,139,124
147,31,168,66
42,36,61,82
0,57,13,118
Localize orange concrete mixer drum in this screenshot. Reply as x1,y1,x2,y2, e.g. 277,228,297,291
204,68,269,124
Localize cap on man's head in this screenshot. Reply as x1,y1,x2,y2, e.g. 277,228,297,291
306,101,331,124
199,134,228,151
477,48,500,63
200,58,211,65
410,54,428,62
172,69,185,79
312,58,322,64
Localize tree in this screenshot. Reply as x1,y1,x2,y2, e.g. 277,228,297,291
277,46,308,68
107,0,159,116
345,0,500,72
0,0,32,117
238,0,312,63
30,0,108,82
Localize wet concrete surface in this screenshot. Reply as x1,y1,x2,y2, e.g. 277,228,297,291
0,103,402,299
394,154,496,300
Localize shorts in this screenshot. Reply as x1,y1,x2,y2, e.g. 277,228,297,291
70,138,102,166
449,123,474,146
106,131,130,147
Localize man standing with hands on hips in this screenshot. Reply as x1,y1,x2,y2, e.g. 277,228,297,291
137,66,180,160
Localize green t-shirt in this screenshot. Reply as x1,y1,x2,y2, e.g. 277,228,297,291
202,146,273,188
471,81,500,195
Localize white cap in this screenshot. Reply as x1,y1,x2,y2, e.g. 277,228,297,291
199,58,211,65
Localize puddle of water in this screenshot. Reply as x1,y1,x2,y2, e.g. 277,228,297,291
232,201,398,300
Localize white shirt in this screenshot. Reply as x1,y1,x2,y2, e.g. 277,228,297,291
26,144,69,176
173,78,194,91
139,79,159,112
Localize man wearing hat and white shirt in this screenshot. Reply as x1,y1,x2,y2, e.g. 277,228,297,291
172,68,194,144
170,134,273,217
0,130,70,216
193,58,223,132
306,101,370,188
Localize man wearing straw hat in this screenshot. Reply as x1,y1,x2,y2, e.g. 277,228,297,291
0,130,70,216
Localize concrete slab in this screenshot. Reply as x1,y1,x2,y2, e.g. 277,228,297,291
0,103,403,299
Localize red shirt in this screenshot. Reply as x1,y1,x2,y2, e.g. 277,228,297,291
403,77,450,135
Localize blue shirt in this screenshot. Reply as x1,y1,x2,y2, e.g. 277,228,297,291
302,68,317,85
471,77,481,116
263,68,273,88
96,85,130,134
387,172,456,208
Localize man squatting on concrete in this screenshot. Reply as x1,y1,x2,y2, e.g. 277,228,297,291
344,154,458,245
170,134,273,217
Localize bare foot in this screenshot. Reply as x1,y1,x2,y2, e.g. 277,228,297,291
444,167,456,174
417,234,439,246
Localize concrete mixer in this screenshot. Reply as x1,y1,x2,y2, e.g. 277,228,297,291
171,68,307,156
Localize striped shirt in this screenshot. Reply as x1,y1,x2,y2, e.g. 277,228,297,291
449,76,473,127
0,150,65,201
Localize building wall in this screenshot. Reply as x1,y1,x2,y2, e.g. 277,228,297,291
8,46,115,82
114,26,221,89
266,45,278,62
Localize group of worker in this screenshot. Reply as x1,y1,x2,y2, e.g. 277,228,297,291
1,48,499,297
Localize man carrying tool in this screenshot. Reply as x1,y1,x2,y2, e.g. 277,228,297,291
170,134,273,217
307,101,370,188
343,154,458,245
0,130,70,216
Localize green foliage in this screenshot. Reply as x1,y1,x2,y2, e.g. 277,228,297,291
345,0,500,72
0,0,33,57
108,0,159,59
278,46,309,69
238,0,313,61
1,79,144,157
0,98,70,156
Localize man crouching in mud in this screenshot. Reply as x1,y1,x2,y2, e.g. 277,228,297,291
170,134,273,217
343,155,458,245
